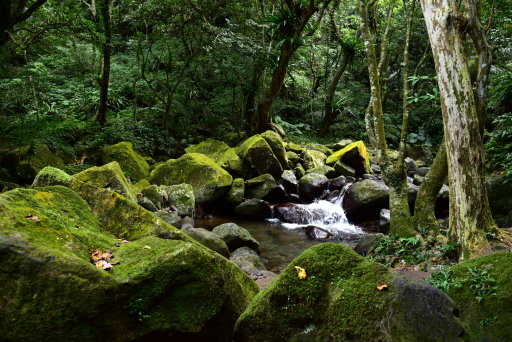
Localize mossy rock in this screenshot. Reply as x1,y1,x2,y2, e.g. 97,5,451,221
32,166,73,187
73,161,136,202
301,149,326,170
160,183,195,217
148,153,233,205
218,148,252,178
185,139,231,162
305,165,336,178
184,227,230,258
130,178,151,195
326,141,370,176
304,143,333,156
285,142,305,153
212,223,260,254
141,185,164,210
260,130,289,171
439,252,512,341
342,179,390,223
102,141,150,181
245,174,276,199
0,186,258,341
235,135,283,178
2,143,64,184
234,243,464,342
227,178,245,204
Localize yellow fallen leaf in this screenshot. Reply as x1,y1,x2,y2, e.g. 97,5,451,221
294,266,307,280
143,245,152,249
377,283,388,291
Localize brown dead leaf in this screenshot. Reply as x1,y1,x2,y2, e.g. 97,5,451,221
94,259,113,271
377,283,388,291
25,214,40,222
89,248,116,270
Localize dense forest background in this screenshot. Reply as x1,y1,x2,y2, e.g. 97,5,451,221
0,0,510,174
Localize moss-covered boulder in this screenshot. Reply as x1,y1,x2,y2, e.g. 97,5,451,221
235,199,272,220
160,184,195,217
260,130,288,170
149,153,233,205
184,227,230,258
234,243,464,342
227,178,246,204
185,139,231,162
236,135,283,178
304,143,333,156
285,142,304,153
326,141,370,176
1,143,64,184
140,184,164,210
301,149,326,170
433,252,512,341
218,148,252,178
305,165,336,178
73,161,136,202
299,173,329,203
0,186,258,340
342,179,390,223
102,141,150,181
212,222,260,254
32,166,72,187
245,174,277,199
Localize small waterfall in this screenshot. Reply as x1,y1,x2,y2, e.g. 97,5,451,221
276,184,363,237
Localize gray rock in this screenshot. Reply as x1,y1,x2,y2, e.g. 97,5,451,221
417,166,430,177
141,185,163,210
154,210,182,228
245,174,276,199
405,145,434,166
306,165,337,178
301,149,327,170
299,173,329,203
181,216,195,229
405,157,418,173
379,209,390,233
226,178,245,204
184,227,230,258
354,233,385,256
138,196,158,212
230,247,266,275
294,164,306,179
212,223,260,253
342,179,389,223
160,183,195,217
235,199,272,220
334,161,356,177
486,173,512,216
281,170,298,194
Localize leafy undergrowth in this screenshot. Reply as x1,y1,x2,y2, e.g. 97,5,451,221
367,235,459,270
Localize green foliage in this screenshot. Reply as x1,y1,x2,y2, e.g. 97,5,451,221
129,298,151,322
486,112,512,180
427,269,462,293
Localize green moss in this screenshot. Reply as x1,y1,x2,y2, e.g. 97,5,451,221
439,252,512,340
245,174,276,199
130,178,151,195
161,183,195,217
235,243,393,341
227,178,245,204
301,149,326,170
218,148,252,178
185,139,231,162
260,130,289,170
73,161,136,202
102,141,150,181
32,166,72,187
304,143,333,156
148,153,233,205
326,141,370,174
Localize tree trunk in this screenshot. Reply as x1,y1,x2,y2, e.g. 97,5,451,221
414,141,448,236
318,54,351,137
420,0,498,259
0,1,12,47
95,0,112,126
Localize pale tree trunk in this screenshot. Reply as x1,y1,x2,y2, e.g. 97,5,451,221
419,0,501,259
360,0,416,237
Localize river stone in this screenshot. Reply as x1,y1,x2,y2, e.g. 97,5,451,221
304,143,333,156
405,144,433,166
1,143,65,184
302,149,326,170
263,184,288,204
235,135,283,178
294,164,306,179
141,185,163,210
306,165,336,178
102,141,149,181
235,199,272,220
212,223,260,254
245,174,276,199
184,227,230,258
234,243,464,342
184,139,230,162
0,186,258,340
227,178,245,204
230,247,266,275
417,166,430,177
333,161,355,177
154,210,182,228
354,233,386,256
73,162,137,202
342,179,390,223
281,170,298,194
326,141,370,176
217,148,252,178
160,184,195,217
260,130,288,170
299,173,329,203
285,151,301,165
329,176,346,191
405,157,419,173
149,153,232,205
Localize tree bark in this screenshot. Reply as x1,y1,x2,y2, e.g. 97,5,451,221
0,0,48,47
95,0,112,126
420,0,498,259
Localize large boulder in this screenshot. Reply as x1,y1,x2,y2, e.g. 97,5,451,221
234,243,464,342
245,174,277,199
299,173,329,203
326,141,370,176
230,247,266,276
102,141,150,181
184,227,230,258
405,145,434,166
160,184,195,217
149,153,233,205
304,143,333,156
218,148,252,178
342,179,390,223
73,162,136,202
227,178,245,204
184,139,230,162
0,186,258,341
301,149,326,170
281,170,298,194
260,130,289,170
1,143,64,184
236,135,283,178
235,199,272,219
212,222,260,254
432,252,512,341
